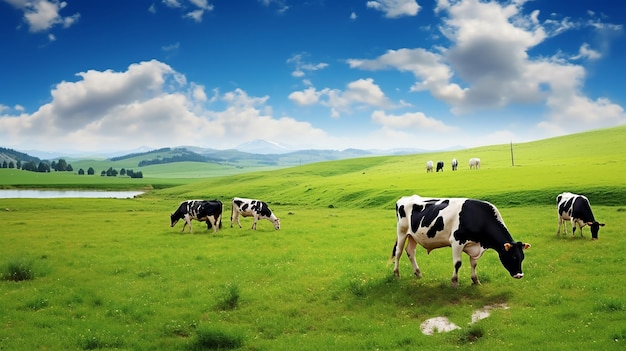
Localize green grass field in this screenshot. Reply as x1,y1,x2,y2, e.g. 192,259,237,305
1,126,625,350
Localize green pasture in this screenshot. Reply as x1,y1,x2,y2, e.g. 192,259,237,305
1,126,626,350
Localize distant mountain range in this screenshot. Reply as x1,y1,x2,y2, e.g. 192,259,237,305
1,139,462,168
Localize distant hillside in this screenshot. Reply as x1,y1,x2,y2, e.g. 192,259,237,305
0,147,41,164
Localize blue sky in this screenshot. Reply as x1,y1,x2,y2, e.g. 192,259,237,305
1,0,624,154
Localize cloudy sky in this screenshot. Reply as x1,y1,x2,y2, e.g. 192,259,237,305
1,0,624,154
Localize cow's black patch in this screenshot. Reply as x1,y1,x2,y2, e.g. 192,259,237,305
251,201,272,217
397,204,406,219
409,199,449,234
455,200,510,248
427,216,445,238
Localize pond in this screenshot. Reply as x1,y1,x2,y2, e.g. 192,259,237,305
0,189,144,199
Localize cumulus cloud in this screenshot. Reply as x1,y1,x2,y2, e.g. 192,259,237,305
351,0,626,135
0,60,330,152
367,0,420,18
289,78,394,118
3,0,80,33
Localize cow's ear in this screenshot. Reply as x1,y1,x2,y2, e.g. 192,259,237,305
586,221,594,226
599,223,606,227
523,243,531,250
503,243,512,251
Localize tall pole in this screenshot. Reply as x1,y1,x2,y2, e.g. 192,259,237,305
510,141,515,167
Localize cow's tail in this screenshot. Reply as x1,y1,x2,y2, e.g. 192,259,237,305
230,200,234,226
218,201,224,229
388,240,398,265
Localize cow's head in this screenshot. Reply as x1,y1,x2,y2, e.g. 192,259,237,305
170,213,180,227
273,217,281,230
500,242,531,279
587,221,605,240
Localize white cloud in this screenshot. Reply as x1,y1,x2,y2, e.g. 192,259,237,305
185,9,204,22
571,43,601,60
288,87,320,106
4,0,80,33
162,0,181,8
350,0,626,132
371,110,456,132
287,54,329,79
289,78,394,118
0,60,333,152
366,0,420,18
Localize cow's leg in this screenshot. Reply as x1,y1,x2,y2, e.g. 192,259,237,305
556,216,563,236
251,215,258,230
206,217,216,233
450,244,464,287
469,256,480,285
405,236,422,278
393,234,409,278
214,213,222,232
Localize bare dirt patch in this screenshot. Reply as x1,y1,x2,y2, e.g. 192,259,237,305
420,303,510,335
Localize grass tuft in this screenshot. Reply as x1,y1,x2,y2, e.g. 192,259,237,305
215,283,240,310
2,255,35,281
459,325,484,344
189,325,244,350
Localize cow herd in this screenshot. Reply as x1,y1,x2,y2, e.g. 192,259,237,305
170,197,280,233
392,191,605,286
169,189,605,287
426,158,480,172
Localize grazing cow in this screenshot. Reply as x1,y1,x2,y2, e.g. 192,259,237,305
426,160,434,173
170,200,223,233
231,197,280,230
436,161,444,172
469,158,481,170
556,192,605,240
392,195,531,287
451,158,458,171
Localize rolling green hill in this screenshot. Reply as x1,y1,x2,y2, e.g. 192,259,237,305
153,125,626,208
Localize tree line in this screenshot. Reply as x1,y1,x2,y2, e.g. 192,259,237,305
0,158,143,178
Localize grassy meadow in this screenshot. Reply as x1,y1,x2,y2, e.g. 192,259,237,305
1,126,626,350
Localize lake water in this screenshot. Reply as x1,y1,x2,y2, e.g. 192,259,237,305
0,190,144,199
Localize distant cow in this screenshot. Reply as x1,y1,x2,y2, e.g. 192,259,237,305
426,160,434,173
436,161,444,172
170,200,223,233
469,158,481,170
231,197,280,230
451,158,458,171
392,195,530,287
556,192,605,240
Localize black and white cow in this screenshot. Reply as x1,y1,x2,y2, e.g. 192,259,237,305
392,195,531,287
231,197,280,230
436,161,444,172
451,158,458,171
170,200,223,233
556,192,605,240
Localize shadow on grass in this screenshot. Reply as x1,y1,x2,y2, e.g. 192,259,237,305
336,272,513,316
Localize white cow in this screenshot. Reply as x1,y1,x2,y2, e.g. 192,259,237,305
426,160,434,173
469,158,481,170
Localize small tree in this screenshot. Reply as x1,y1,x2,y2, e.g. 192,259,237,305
87,167,95,175
78,168,85,175
8,161,15,169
